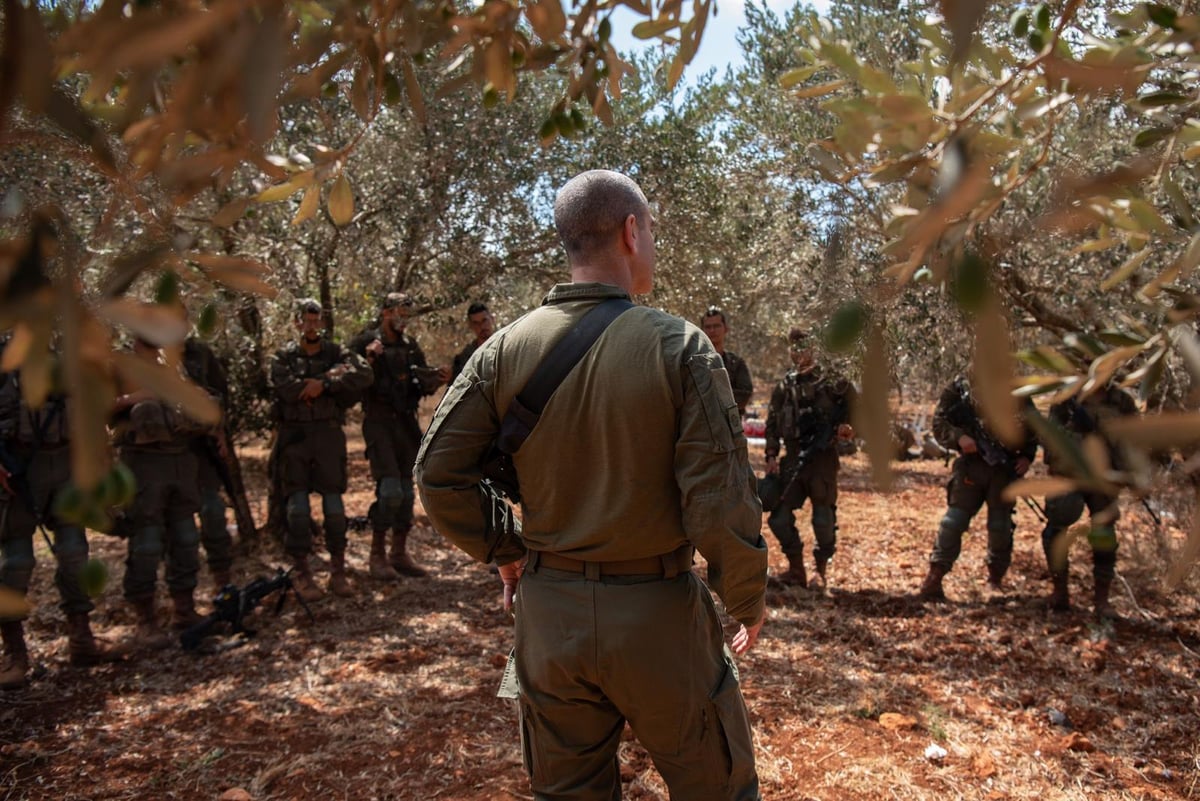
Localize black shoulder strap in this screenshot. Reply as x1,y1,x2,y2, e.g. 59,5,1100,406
496,297,634,454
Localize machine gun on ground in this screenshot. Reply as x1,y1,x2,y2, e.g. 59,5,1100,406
180,568,315,651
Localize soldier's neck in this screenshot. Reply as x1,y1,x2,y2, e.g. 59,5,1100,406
300,339,322,356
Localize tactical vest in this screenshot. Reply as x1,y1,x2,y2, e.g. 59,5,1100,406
778,371,845,443
0,372,70,446
360,329,425,414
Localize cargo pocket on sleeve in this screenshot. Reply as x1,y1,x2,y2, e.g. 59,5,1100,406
686,356,742,454
703,659,758,795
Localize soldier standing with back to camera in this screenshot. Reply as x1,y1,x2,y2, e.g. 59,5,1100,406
701,306,753,416
418,169,766,799
349,292,445,581
182,334,234,591
0,353,117,689
1041,383,1138,617
917,373,1038,602
113,337,213,649
762,327,857,588
271,299,372,601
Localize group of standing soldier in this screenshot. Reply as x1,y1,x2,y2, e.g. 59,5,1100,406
700,313,1141,620
0,297,496,689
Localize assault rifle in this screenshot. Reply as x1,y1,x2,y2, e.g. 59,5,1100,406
180,568,315,651
760,421,837,512
945,382,1019,470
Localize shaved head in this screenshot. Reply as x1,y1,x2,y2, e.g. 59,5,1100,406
554,170,650,263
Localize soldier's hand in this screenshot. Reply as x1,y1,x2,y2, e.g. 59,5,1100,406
498,559,524,613
731,614,764,655
365,339,384,359
958,435,978,454
437,366,452,385
764,455,780,475
837,423,854,440
327,364,349,379
299,378,324,401
1015,456,1031,476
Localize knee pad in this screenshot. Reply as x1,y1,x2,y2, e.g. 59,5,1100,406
378,476,408,515
1087,525,1118,553
198,490,226,530
939,507,972,535
321,494,347,535
169,517,201,549
811,505,836,533
129,526,166,560
986,505,1015,534
1,537,36,591
52,526,89,560
286,492,312,529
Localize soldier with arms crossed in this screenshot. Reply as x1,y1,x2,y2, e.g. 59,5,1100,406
270,299,372,601
417,170,767,800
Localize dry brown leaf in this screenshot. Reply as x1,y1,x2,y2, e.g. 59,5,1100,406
1166,486,1200,590
328,174,355,227
878,712,917,731
212,198,250,229
0,586,32,620
98,299,189,347
1103,412,1200,451
112,351,221,426
856,325,893,489
1001,476,1077,502
526,0,567,41
292,185,321,226
972,303,1021,446
400,57,424,125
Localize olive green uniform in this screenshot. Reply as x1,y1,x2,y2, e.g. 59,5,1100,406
0,383,92,620
115,399,205,602
450,339,479,383
417,283,767,801
269,340,372,559
182,338,233,580
763,368,856,570
348,328,438,534
1042,387,1138,584
721,350,753,416
928,378,1038,580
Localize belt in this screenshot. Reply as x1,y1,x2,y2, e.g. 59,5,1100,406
528,543,694,581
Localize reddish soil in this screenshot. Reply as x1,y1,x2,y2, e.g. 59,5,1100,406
3,422,1199,801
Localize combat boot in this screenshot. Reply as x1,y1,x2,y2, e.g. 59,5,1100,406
0,621,29,691
1047,574,1071,612
291,556,325,603
130,597,171,651
986,564,1006,592
369,530,400,581
775,555,807,587
328,552,353,598
390,526,428,578
66,613,121,666
917,564,948,602
812,557,829,588
170,590,202,630
1093,576,1116,619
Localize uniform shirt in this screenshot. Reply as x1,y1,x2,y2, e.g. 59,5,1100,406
932,377,1038,462
349,328,436,419
270,340,372,424
763,368,856,460
416,282,767,627
721,350,753,415
1046,385,1138,475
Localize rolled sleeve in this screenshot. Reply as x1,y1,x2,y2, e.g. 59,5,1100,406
675,347,767,627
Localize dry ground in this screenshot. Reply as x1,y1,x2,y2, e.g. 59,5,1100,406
2,422,1199,801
